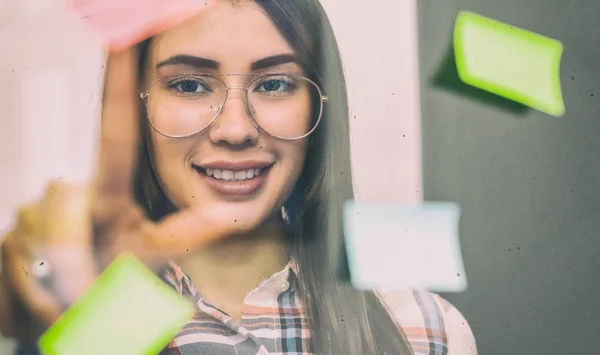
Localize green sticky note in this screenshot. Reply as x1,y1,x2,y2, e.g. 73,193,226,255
343,200,467,293
454,11,565,117
39,254,195,355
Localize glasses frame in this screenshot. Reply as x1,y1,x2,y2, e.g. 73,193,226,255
139,73,329,141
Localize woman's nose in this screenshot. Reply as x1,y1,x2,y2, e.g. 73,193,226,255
208,89,260,146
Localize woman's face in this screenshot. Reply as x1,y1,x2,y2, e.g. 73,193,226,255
144,1,309,225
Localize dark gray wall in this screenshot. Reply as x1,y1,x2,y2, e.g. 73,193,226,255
417,1,600,354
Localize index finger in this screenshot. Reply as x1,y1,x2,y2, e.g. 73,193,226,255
96,48,141,201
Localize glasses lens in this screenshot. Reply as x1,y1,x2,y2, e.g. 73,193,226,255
147,75,225,137
248,74,323,139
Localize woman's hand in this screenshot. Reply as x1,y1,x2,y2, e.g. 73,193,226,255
0,47,268,340
0,183,97,340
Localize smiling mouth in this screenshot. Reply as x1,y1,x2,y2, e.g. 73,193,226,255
192,164,273,195
200,167,265,181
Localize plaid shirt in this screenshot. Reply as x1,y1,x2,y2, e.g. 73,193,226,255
161,261,476,355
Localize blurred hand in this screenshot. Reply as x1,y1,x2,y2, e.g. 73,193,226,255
0,45,269,339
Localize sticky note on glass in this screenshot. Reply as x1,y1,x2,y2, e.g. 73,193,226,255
39,254,195,355
454,11,565,117
66,0,213,52
343,201,467,293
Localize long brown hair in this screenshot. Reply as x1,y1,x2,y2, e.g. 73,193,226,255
133,1,414,354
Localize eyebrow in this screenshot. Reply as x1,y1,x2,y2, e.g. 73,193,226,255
155,54,300,72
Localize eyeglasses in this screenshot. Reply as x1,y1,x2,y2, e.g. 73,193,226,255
139,73,329,140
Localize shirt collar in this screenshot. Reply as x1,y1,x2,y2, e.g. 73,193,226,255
163,259,300,297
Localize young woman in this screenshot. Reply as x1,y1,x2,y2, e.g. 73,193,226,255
0,0,476,354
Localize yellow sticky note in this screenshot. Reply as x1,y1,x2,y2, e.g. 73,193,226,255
39,254,194,355
454,11,565,117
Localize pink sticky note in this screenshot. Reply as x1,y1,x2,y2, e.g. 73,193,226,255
65,0,214,52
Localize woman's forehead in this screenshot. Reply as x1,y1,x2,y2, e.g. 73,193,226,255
149,1,295,73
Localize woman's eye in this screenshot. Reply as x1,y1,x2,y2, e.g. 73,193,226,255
256,78,295,93
169,79,211,94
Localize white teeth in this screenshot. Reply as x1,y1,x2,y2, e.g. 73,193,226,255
221,170,234,180
205,168,262,181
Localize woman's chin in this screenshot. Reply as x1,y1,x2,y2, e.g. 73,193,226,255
188,197,277,233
